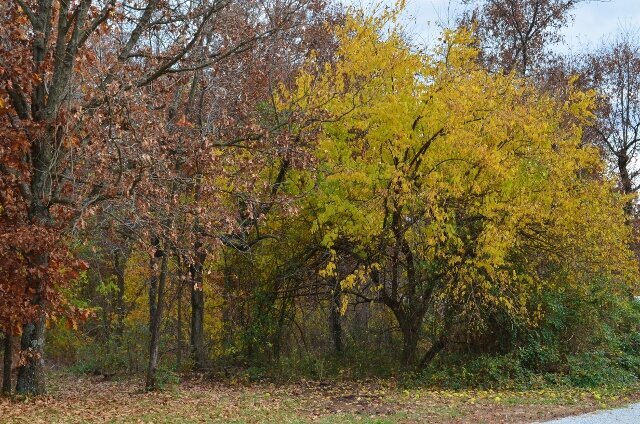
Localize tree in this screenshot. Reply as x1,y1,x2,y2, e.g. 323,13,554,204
579,30,640,215
461,0,588,75
1,0,299,394
281,8,638,367
2,334,12,395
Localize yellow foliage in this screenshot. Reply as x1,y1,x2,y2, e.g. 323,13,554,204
280,6,639,327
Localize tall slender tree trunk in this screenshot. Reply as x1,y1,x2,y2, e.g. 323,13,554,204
113,248,129,338
176,275,183,370
148,240,160,335
222,256,234,351
146,252,168,390
329,277,343,356
272,295,289,361
149,270,158,334
2,333,12,395
190,246,206,370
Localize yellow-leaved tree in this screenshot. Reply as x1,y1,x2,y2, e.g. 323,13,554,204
279,6,638,367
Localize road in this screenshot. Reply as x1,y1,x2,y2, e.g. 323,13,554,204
544,403,640,423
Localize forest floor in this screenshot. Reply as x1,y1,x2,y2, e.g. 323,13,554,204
2,371,640,423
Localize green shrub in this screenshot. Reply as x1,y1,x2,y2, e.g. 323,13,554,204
567,352,637,388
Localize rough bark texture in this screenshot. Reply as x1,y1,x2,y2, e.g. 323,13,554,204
16,316,46,394
398,318,421,367
2,333,12,395
16,250,49,394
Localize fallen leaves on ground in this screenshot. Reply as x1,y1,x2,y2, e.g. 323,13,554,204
1,371,639,423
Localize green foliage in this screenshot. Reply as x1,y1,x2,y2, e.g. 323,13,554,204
277,5,639,372
46,320,84,365
48,320,150,376
154,366,181,390
400,287,640,390
95,276,120,297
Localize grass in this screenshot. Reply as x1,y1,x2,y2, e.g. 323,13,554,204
2,370,640,423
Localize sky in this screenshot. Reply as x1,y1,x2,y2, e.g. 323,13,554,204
343,0,640,52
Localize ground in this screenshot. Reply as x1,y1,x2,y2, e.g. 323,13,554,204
2,371,640,423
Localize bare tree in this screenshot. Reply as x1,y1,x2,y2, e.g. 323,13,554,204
580,30,640,214
461,0,589,75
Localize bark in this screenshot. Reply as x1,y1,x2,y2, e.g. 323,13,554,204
16,316,46,395
176,281,183,370
148,240,160,334
15,127,54,396
145,252,167,391
149,266,158,334
176,276,183,370
2,333,12,395
521,43,529,76
399,319,421,367
189,247,206,370
618,153,634,215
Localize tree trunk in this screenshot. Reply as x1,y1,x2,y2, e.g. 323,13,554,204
113,249,129,338
330,277,343,356
272,295,288,361
16,316,46,395
222,256,234,351
418,334,448,369
176,275,183,370
149,255,158,335
399,322,420,367
16,130,52,395
190,247,206,370
2,333,12,395
392,305,423,368
16,250,49,395
146,252,168,391
618,153,634,215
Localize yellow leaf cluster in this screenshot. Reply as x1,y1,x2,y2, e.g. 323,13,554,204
280,7,639,325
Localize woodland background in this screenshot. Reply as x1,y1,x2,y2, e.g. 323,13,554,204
2,0,640,403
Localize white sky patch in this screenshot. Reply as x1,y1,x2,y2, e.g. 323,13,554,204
341,0,640,52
